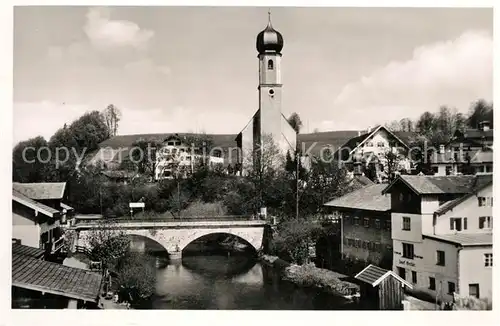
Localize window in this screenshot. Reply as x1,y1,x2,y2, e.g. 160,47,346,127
479,216,492,229
469,284,480,298
402,243,414,259
362,241,368,249
267,59,274,70
384,220,391,231
486,165,493,173
412,271,417,284
366,141,373,147
446,166,453,176
397,267,406,280
402,217,411,231
450,218,463,231
432,166,439,174
374,242,381,252
353,217,360,226
363,217,370,228
436,250,445,266
399,193,404,201
375,219,381,229
344,214,351,224
377,142,385,147
429,277,436,290
478,197,493,207
448,282,456,295
484,253,493,267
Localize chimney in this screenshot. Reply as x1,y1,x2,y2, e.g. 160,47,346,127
367,126,372,133
357,130,362,136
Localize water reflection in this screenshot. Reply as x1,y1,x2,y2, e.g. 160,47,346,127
151,255,357,310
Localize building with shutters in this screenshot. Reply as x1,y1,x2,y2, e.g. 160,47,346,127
382,174,493,303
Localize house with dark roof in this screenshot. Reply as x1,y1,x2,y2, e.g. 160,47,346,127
382,174,493,303
324,184,393,269
448,121,493,152
429,146,493,176
12,182,74,253
333,125,416,183
88,133,232,180
11,242,103,309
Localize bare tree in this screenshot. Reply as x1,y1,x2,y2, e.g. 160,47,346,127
103,104,122,137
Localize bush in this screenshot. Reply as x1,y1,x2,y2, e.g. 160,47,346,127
270,219,325,265
116,251,157,303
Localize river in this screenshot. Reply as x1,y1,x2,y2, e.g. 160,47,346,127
145,255,357,310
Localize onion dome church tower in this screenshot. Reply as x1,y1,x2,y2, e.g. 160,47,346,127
236,12,297,175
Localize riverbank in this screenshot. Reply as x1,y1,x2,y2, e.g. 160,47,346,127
259,254,359,298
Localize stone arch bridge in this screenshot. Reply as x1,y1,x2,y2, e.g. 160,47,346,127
72,218,268,260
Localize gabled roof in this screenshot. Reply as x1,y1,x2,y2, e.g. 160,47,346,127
324,184,390,212
335,125,411,160
12,253,103,302
12,242,45,259
355,264,413,289
382,175,480,195
12,182,66,200
348,175,375,190
12,189,60,218
434,174,493,216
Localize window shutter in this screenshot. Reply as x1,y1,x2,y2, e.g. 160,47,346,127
450,219,454,230
464,218,468,230
479,217,484,229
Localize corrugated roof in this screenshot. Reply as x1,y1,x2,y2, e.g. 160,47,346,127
324,184,390,212
12,182,66,200
12,189,60,217
12,253,103,302
423,233,492,246
355,264,413,289
12,243,45,259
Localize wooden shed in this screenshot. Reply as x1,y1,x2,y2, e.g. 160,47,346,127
355,264,412,310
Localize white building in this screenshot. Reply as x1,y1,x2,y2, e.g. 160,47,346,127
12,182,74,253
236,14,297,175
335,125,414,182
155,135,224,180
382,174,493,303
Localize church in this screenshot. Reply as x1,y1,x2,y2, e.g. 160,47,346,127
235,14,297,175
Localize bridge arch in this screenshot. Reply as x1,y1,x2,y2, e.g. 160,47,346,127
75,222,265,258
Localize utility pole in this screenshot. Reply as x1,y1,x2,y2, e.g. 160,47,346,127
295,148,299,220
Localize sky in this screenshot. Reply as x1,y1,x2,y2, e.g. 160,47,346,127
13,6,493,145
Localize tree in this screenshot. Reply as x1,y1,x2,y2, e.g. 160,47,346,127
130,138,162,177
69,110,110,152
287,112,303,134
270,219,325,264
83,220,130,270
246,134,285,212
12,136,52,182
102,104,122,137
383,150,402,182
467,99,493,129
115,251,157,304
416,111,437,138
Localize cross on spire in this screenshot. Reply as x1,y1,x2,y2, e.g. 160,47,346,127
268,8,272,24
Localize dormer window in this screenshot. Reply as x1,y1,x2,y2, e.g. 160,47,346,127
268,59,274,70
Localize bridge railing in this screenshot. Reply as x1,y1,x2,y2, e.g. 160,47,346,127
73,215,265,226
